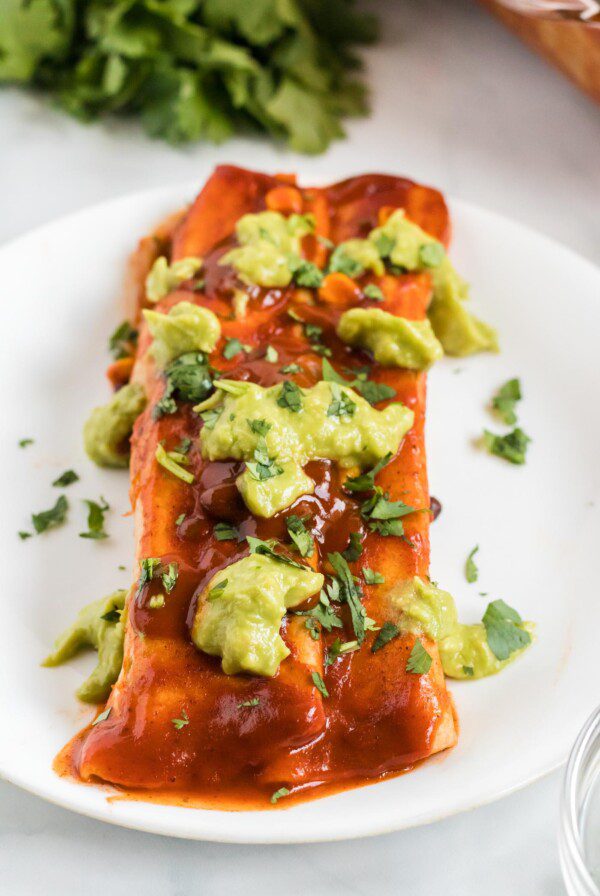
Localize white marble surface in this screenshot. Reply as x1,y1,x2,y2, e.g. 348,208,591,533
1,0,598,892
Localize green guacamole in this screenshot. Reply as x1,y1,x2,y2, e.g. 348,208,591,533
83,382,146,468
43,589,126,702
337,307,444,370
368,210,498,356
237,460,315,518
192,554,324,677
220,210,314,288
196,378,414,517
391,577,532,679
143,301,221,368
145,255,203,303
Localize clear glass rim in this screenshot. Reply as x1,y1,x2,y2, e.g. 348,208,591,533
560,704,600,895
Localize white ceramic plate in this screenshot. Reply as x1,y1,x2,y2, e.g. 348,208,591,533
1,176,599,844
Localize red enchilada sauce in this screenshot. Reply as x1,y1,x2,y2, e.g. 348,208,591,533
55,168,456,808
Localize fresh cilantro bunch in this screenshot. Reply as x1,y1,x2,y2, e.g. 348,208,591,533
0,0,377,153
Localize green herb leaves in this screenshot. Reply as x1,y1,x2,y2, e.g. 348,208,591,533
156,443,195,484
154,351,213,419
406,640,432,674
465,546,479,583
482,599,531,661
32,495,68,534
492,378,522,426
223,337,251,360
321,359,396,406
289,257,324,288
286,515,314,558
108,321,138,360
18,438,34,448
363,284,384,302
344,454,391,493
328,551,366,645
327,383,356,419
79,497,110,540
246,422,283,481
52,469,79,487
483,428,530,465
0,2,376,154
247,536,304,569
371,621,399,653
363,567,385,585
276,380,303,413
342,532,363,563
172,711,189,730
311,670,329,698
214,522,239,542
360,489,416,537
270,787,290,804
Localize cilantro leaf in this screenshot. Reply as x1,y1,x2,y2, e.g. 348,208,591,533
270,786,290,804
289,257,324,288
286,515,314,558
465,546,479,583
492,378,522,426
363,567,385,585
238,697,260,708
329,247,363,278
311,670,329,698
265,345,278,363
482,599,531,661
79,497,109,540
18,438,34,448
280,362,302,375
108,321,138,360
223,337,251,359
327,383,356,419
328,551,366,645
172,710,189,730
214,522,239,541
92,707,111,727
31,494,68,534
247,536,304,569
154,351,213,418
161,562,178,593
354,379,396,405
246,436,283,481
52,469,79,487
363,283,384,301
483,427,530,465
406,640,432,674
371,621,400,653
276,380,303,413
344,454,392,493
342,532,363,563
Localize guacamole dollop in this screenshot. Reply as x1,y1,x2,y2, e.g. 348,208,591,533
83,382,146,468
337,307,444,370
192,554,323,677
368,210,498,356
143,301,221,368
390,577,532,679
43,589,126,702
237,460,315,518
145,255,203,303
196,378,413,516
220,211,314,288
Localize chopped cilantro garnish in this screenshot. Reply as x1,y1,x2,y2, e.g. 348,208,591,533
289,257,324,288
138,557,161,593
156,443,195,484
246,436,283,481
363,283,384,301
463,665,475,676
92,707,111,727
175,437,192,454
247,418,272,437
311,670,329,698
342,531,363,562
329,247,364,278
465,546,479,583
208,580,228,600
108,320,138,360
214,522,239,541
371,621,400,653
286,515,314,558
354,379,396,405
223,337,251,360
31,494,68,534
482,599,531,661
238,698,260,708
199,407,222,431
101,607,122,622
276,380,303,413
161,562,178,593
172,710,189,730
270,787,290,804
175,513,186,526
363,567,385,584
483,427,530,465
247,536,304,569
321,358,348,385
328,551,366,645
325,637,359,665
360,488,416,537
492,378,522,426
18,438,34,448
280,362,302,375
327,383,357,419
52,469,79,487
418,242,445,268
18,531,32,540
406,640,432,674
79,497,109,540
344,454,392,493
154,351,213,418
265,345,279,363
